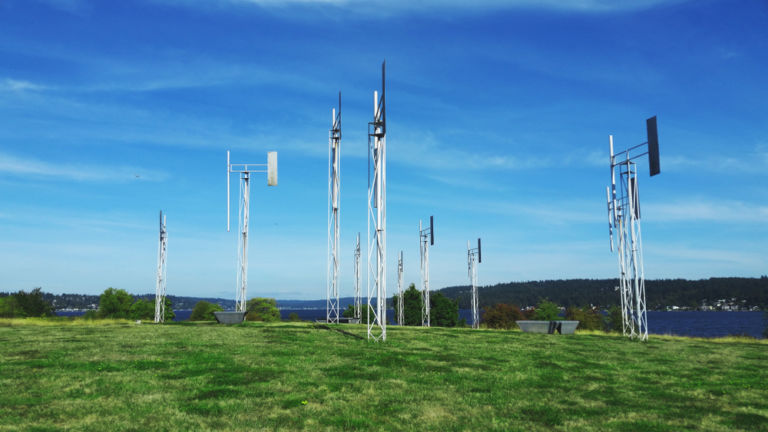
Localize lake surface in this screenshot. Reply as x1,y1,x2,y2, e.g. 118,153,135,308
56,309,766,339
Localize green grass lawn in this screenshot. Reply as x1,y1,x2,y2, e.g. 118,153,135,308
1,319,766,431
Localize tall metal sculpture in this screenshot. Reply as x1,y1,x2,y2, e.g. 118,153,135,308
419,216,434,327
467,238,481,329
397,250,404,325
327,93,342,324
227,150,278,312
154,211,168,323
354,232,361,321
367,61,387,341
605,116,661,341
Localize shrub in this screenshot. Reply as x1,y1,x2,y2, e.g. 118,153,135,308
565,306,604,330
129,299,155,321
0,288,55,318
608,305,623,332
483,303,523,329
245,298,280,322
288,312,301,322
533,299,560,321
189,301,223,321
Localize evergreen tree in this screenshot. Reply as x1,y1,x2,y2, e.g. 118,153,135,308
400,284,422,326
430,292,459,327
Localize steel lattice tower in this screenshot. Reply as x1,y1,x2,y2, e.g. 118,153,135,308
467,239,481,329
327,93,341,324
605,116,661,341
397,250,404,325
227,150,277,313
154,211,168,323
354,232,361,321
419,216,434,327
367,61,387,341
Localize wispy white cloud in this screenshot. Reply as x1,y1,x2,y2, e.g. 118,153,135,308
0,79,46,92
649,245,765,266
389,130,551,171
0,152,168,182
663,146,768,175
28,0,87,12
148,0,690,15
645,199,768,223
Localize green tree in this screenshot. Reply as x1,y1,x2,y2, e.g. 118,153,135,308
533,299,560,321
245,298,280,322
482,303,523,329
288,312,301,322
607,306,623,332
10,288,54,317
189,301,223,321
129,299,155,320
97,288,134,319
565,306,604,330
163,297,176,322
0,296,22,318
430,292,459,327
399,283,423,326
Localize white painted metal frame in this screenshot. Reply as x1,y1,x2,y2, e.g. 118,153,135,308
607,135,649,341
354,232,361,320
367,62,387,341
154,211,168,323
467,240,480,329
227,150,277,313
327,93,341,324
397,250,404,325
419,219,432,327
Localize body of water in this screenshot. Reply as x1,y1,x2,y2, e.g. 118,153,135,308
55,309,766,339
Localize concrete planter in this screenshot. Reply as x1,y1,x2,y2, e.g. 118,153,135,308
213,311,247,324
518,320,579,335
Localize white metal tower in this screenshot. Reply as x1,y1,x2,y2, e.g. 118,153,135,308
605,116,660,341
354,232,361,321
327,92,342,324
419,216,434,327
397,250,404,325
154,211,168,323
227,150,278,313
467,238,481,329
367,61,387,341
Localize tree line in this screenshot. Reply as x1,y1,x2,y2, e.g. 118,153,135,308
440,277,768,310
340,283,461,327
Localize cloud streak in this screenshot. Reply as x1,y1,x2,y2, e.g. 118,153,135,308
645,199,768,224
148,0,691,16
0,152,168,182
0,79,46,92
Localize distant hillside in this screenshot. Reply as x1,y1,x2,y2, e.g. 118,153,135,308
439,277,768,310
4,277,766,312
21,293,238,311
0,291,352,311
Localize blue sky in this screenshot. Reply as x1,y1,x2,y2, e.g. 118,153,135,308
1,0,766,300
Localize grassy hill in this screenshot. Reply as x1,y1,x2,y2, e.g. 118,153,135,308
1,319,766,431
